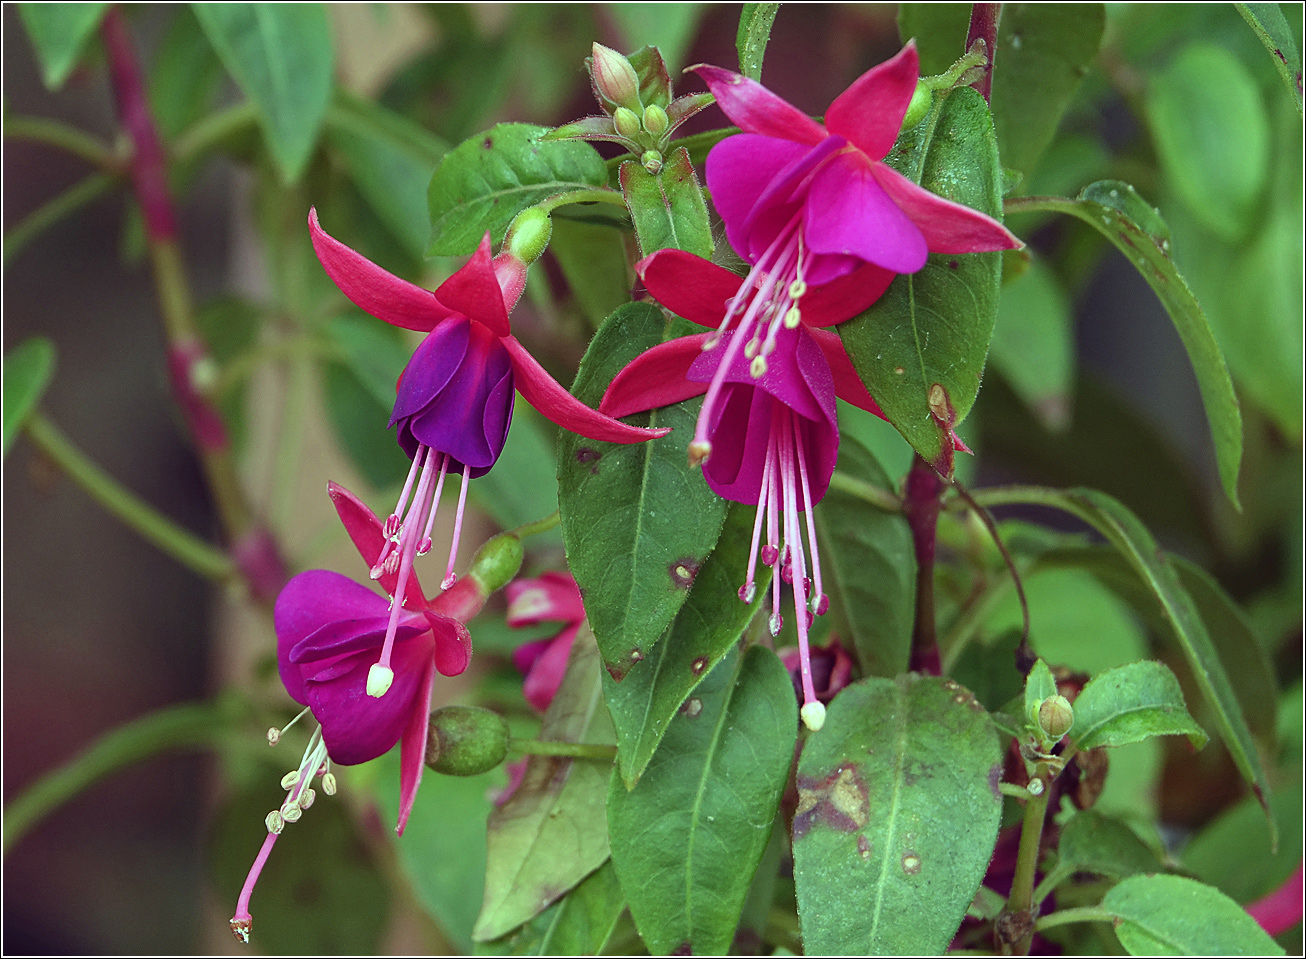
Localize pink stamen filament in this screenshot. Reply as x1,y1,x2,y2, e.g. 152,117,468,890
778,408,819,711
442,462,471,589
767,411,785,635
741,446,774,603
794,419,825,612
417,453,451,555
231,831,277,941
375,447,441,675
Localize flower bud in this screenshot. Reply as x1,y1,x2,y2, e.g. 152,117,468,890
614,106,642,141
426,705,510,776
504,207,552,266
902,82,932,128
1037,695,1074,740
468,532,525,596
641,150,663,175
590,43,642,111
642,103,669,138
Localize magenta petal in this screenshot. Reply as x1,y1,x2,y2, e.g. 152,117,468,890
811,329,887,420
434,232,511,337
511,636,553,676
391,319,472,424
706,134,809,257
275,570,391,704
824,43,920,161
521,624,579,713
426,613,472,676
702,386,772,503
694,65,827,145
309,208,453,333
395,658,435,835
804,153,927,274
328,482,427,606
870,163,1022,254
600,334,712,419
636,251,744,328
506,571,586,627
503,335,670,443
800,262,896,327
688,326,824,422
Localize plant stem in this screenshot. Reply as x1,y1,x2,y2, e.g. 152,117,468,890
1001,760,1053,955
509,738,617,761
827,471,903,512
537,188,628,215
904,455,946,674
171,103,260,165
3,115,120,170
3,172,119,269
965,3,1002,103
511,510,561,540
24,413,237,583
1033,906,1114,933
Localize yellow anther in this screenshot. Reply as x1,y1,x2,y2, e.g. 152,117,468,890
750,355,768,378
687,440,712,466
744,338,759,358
788,279,808,299
265,810,285,835
280,770,300,790
322,773,338,796
784,306,802,328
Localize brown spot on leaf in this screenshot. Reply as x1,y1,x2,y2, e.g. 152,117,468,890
947,259,959,270
669,559,699,588
857,835,872,859
575,447,601,475
988,763,1003,801
482,136,494,149
680,697,703,718
794,764,870,837
901,850,921,874
691,656,709,674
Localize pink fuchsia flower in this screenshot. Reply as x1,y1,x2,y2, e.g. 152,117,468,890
779,635,854,706
230,483,483,943
506,571,586,713
1247,861,1304,936
308,209,665,702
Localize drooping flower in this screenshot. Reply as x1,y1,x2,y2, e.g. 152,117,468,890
661,42,1019,465
308,209,664,702
506,571,586,713
230,483,483,943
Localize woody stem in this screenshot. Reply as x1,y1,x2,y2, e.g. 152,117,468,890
965,3,1002,103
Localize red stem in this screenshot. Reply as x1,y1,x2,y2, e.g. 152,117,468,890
965,3,1002,103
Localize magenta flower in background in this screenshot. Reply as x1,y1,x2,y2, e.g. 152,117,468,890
506,571,586,713
309,210,664,703
1247,861,1304,936
779,635,854,706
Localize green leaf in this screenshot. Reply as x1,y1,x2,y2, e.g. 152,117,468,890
1237,3,1304,112
210,770,388,955
3,337,56,458
608,646,797,954
619,147,713,258
1183,781,1303,905
1057,810,1165,879
989,255,1074,430
375,755,497,952
548,218,632,329
474,625,615,942
609,3,704,74
427,124,609,256
991,4,1105,180
479,860,626,956
148,6,224,140
193,3,334,184
814,434,915,678
793,675,1003,954
977,486,1273,832
897,3,971,76
1103,874,1286,956
1148,44,1270,240
558,303,729,678
603,503,771,787
1006,182,1244,506
736,3,780,80
839,87,1004,477
1070,660,1208,751
18,2,109,90
326,95,449,262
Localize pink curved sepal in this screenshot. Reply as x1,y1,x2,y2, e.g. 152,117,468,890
870,164,1023,255
395,659,436,835
327,482,427,607
435,232,511,337
693,65,827,146
600,334,712,419
824,42,919,161
636,251,744,328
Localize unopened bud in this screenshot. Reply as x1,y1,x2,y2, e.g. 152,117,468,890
1037,695,1074,740
902,82,932,128
801,701,827,732
614,106,642,141
426,705,510,776
591,43,642,110
467,532,525,597
504,207,552,266
642,103,669,137
641,150,663,175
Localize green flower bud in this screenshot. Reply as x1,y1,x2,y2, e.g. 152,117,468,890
642,103,669,138
1037,695,1074,741
641,150,663,175
902,82,932,129
468,531,525,595
426,705,510,775
614,106,642,141
504,207,552,266
590,43,642,111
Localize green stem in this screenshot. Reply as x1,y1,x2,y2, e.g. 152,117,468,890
171,103,260,165
827,470,903,512
1033,906,1114,933
998,781,1035,800
3,701,233,855
214,335,343,398
510,510,561,540
1032,861,1077,909
536,188,628,215
1003,761,1054,955
510,738,617,761
3,115,120,170
3,172,119,269
23,413,236,583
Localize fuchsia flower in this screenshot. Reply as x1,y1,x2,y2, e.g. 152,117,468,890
230,483,485,942
506,571,586,713
780,635,854,706
1247,861,1304,936
308,210,664,703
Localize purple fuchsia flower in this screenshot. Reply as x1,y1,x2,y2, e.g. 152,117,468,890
661,42,1019,466
230,483,484,942
308,209,665,703
506,571,586,713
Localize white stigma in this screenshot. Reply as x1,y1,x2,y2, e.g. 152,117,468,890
367,663,394,698
800,701,826,731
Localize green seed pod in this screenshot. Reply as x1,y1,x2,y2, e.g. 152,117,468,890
902,82,932,128
467,531,525,595
1037,695,1074,741
504,207,552,266
426,705,510,776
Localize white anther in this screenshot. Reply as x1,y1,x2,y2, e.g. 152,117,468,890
280,801,303,823
266,727,280,747
265,810,285,834
280,770,300,790
299,788,316,810
322,773,338,796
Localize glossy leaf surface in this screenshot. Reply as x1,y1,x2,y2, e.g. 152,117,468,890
1103,874,1286,956
619,147,713,259
1069,660,1208,752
